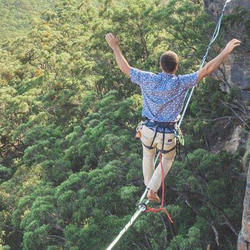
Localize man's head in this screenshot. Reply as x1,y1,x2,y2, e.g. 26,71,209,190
160,51,179,74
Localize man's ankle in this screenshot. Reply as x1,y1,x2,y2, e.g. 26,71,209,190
148,189,157,194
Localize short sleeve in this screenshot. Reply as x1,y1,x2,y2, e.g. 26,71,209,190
178,72,198,89
130,68,156,86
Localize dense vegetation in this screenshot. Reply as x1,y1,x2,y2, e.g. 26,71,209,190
0,0,54,40
0,0,248,249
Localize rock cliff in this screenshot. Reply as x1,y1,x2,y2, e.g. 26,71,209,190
204,0,250,99
204,1,250,249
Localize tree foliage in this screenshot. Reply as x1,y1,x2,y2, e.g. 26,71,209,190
0,0,247,249
0,0,54,40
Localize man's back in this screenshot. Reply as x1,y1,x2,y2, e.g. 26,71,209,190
130,68,198,122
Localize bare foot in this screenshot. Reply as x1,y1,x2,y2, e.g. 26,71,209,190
147,189,161,203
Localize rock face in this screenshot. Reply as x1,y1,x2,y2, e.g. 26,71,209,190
224,125,243,154
204,1,250,249
204,0,250,99
204,0,250,19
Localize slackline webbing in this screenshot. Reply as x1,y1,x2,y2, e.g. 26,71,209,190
106,1,232,249
106,153,160,250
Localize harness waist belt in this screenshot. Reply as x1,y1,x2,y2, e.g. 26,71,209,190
145,118,176,129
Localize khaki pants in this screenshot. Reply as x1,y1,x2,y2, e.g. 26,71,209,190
140,125,176,192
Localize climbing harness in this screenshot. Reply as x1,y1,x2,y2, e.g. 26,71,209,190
138,121,177,221
106,1,232,249
139,118,177,154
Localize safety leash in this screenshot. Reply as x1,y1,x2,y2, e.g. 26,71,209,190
145,153,174,224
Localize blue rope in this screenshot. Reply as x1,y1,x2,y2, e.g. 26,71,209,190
178,0,231,127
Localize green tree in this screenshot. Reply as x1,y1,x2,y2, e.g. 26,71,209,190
0,0,247,249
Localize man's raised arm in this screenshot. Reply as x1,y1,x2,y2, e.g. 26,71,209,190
197,39,241,82
105,33,131,77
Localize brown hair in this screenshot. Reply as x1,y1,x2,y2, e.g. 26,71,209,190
160,51,179,73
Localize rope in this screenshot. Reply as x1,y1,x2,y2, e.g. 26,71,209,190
146,153,174,224
178,0,231,127
106,200,149,250
106,1,231,249
106,154,159,250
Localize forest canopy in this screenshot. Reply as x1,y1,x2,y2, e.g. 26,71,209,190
0,0,248,249
0,0,54,40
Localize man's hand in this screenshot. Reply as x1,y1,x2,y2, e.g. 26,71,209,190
197,38,241,82
224,39,241,54
105,33,119,50
105,33,131,77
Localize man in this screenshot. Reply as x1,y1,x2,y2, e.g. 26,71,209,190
105,33,241,202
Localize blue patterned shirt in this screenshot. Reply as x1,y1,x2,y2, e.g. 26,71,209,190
130,68,198,122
